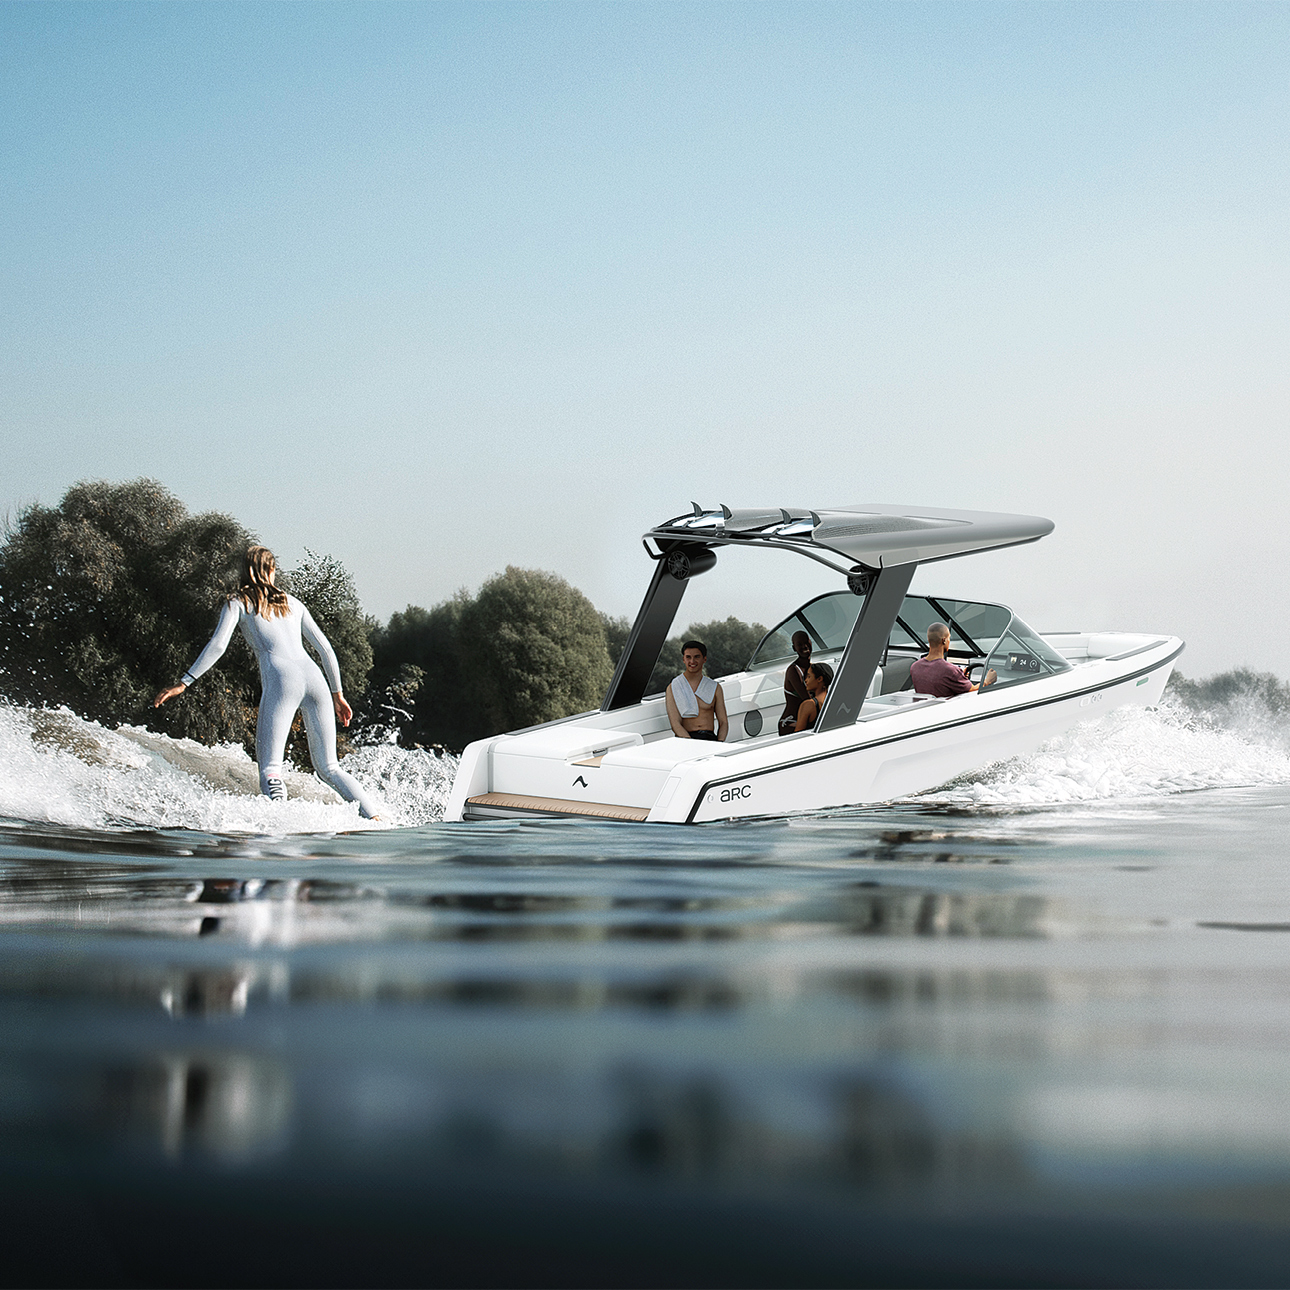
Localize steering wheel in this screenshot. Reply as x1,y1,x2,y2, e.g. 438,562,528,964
965,661,988,683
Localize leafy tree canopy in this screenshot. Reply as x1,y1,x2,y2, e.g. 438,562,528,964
369,597,767,751
368,595,474,749
284,548,373,697
0,478,259,746
0,480,374,766
459,566,613,733
645,615,768,697
600,612,632,671
1167,668,1290,716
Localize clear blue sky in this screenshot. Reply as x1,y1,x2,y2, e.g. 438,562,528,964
3,2,1287,674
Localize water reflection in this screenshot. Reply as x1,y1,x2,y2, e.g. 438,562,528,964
604,1068,1023,1192
7,798,1290,1287
828,966,1052,1007
0,856,1057,946
78,1049,1030,1195
832,1076,1028,1191
98,1052,291,1159
0,942,1072,1016
837,882,1049,938
859,827,1023,865
158,964,273,1018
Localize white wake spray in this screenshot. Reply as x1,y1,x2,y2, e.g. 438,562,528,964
916,694,1290,808
4,676,1290,832
0,704,456,832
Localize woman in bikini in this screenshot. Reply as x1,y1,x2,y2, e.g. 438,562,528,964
793,662,834,733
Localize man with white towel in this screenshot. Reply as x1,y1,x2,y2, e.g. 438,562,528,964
664,640,729,742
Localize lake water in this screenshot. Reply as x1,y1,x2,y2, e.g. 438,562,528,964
3,695,1290,1286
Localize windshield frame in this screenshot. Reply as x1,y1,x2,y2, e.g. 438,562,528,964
748,589,1069,680
747,591,866,669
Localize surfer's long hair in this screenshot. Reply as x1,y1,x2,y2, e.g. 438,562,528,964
237,546,290,619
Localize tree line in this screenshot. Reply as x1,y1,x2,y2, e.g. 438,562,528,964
0,479,767,757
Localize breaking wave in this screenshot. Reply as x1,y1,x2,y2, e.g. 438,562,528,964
916,679,1290,808
0,704,456,833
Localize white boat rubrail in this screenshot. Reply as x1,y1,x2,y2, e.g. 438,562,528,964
446,503,1184,824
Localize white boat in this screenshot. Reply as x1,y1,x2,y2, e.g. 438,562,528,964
445,504,1183,824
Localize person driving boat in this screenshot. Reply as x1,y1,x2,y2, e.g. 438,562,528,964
910,622,996,696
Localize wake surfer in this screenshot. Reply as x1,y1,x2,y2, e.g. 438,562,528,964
153,546,382,820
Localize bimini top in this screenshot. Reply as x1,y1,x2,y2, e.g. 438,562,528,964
646,503,1054,570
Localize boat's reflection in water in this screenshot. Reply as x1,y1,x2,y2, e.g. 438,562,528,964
0,861,1054,946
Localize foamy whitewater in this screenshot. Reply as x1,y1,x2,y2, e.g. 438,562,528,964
0,703,456,832
917,695,1290,808
1,685,1288,831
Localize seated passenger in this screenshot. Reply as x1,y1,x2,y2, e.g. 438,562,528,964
910,623,996,697
794,662,834,732
665,640,729,742
778,631,813,737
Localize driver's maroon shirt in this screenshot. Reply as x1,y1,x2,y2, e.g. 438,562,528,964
909,657,973,697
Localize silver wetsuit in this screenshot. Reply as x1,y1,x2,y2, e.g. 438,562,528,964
182,595,380,818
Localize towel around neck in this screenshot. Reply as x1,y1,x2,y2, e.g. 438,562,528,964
670,673,717,718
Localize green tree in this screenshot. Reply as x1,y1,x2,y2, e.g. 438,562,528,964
364,662,427,746
0,479,376,775
367,594,474,749
687,616,768,679
600,612,632,670
0,478,259,746
458,566,612,732
645,615,768,696
284,548,374,697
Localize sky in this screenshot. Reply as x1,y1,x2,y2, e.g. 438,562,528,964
2,1,1288,676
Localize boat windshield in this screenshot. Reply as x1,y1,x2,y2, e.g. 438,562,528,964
750,592,866,661
748,590,1071,688
982,616,1073,690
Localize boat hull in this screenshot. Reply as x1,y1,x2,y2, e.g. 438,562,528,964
447,637,1182,825
672,644,1176,823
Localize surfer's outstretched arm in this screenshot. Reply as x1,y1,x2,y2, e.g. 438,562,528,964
154,600,240,707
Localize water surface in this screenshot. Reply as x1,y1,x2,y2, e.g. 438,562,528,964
3,700,1290,1285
